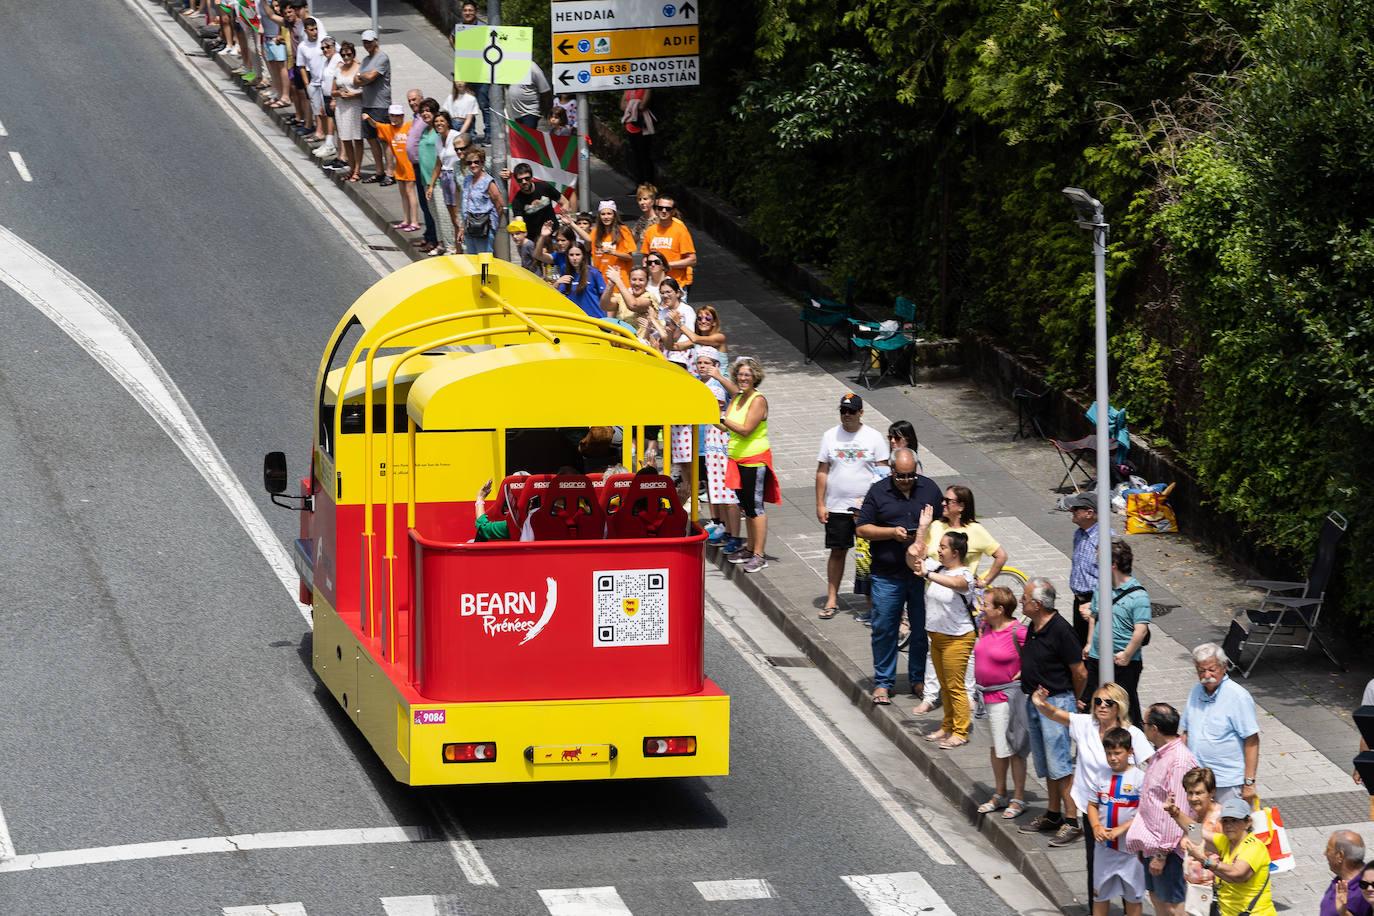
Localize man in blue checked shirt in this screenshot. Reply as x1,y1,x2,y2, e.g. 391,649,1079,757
1065,491,1100,647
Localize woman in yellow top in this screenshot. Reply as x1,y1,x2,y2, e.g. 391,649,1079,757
913,484,1010,714
1179,797,1276,916
710,356,774,574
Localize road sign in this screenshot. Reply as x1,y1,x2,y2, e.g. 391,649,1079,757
550,0,699,93
453,24,534,85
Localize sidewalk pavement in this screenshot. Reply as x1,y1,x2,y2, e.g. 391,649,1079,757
163,0,1374,910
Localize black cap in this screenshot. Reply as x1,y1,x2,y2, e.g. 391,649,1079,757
839,393,863,412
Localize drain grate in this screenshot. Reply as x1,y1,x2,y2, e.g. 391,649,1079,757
765,655,814,668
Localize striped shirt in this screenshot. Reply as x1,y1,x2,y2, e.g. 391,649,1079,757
1069,522,1099,595
1124,737,1198,858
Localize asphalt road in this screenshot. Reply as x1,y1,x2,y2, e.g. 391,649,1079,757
0,2,1034,913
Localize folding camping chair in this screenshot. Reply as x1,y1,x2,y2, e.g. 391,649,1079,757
1229,511,1347,677
801,297,852,363
850,297,918,390
1051,435,1102,492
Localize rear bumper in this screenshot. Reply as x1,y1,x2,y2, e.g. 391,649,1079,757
400,685,730,785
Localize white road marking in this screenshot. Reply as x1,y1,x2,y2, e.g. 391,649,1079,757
705,606,955,866
0,826,430,873
0,224,304,621
0,803,15,860
381,896,443,916
539,886,634,915
842,872,955,916
10,151,32,182
694,878,777,901
0,118,7,136
223,905,309,916
427,800,498,886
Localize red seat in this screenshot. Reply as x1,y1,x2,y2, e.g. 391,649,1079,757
486,474,538,530
606,474,689,539
525,475,605,541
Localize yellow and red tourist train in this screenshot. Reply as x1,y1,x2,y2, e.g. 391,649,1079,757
264,254,729,785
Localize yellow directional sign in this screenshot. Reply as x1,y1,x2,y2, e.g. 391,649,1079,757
453,24,534,85
550,0,699,93
552,26,698,63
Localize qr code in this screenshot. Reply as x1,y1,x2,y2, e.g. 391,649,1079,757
593,568,669,646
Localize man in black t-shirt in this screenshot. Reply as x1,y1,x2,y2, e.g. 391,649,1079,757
506,162,571,239
1018,577,1088,841
855,448,943,706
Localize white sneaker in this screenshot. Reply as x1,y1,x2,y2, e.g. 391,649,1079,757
313,142,336,159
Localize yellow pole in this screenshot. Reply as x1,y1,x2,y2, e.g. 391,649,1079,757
621,426,632,470
688,430,699,526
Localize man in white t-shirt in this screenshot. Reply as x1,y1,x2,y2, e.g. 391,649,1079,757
815,393,890,618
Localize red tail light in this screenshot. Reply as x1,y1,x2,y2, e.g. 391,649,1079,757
643,736,696,757
443,742,497,763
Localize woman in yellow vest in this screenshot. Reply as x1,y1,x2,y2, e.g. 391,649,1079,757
715,356,779,574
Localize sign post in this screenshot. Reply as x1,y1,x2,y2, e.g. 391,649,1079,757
551,0,700,206
455,21,532,262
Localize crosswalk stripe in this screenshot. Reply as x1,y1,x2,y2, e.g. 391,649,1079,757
538,886,634,915
222,905,308,916
381,896,438,916
842,872,955,916
694,878,777,901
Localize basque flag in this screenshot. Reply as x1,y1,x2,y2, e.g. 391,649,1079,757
506,119,578,199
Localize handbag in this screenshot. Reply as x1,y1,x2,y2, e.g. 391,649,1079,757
464,213,492,238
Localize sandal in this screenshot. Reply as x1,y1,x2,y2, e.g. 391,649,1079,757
912,701,939,715
819,607,838,620
923,729,949,742
977,794,1007,815
872,688,891,706
938,736,970,749
1003,799,1028,819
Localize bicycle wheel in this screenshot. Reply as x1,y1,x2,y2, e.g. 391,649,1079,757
988,565,1028,591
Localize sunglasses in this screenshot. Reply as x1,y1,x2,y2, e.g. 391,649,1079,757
466,160,482,166
1093,697,1119,708
892,473,918,481
1359,881,1374,890
645,258,664,266
697,315,715,323
654,204,673,212
517,175,533,183
840,408,859,415
942,497,958,503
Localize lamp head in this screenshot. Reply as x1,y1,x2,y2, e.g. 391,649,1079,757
1062,186,1105,228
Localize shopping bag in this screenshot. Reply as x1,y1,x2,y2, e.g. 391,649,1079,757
1126,482,1178,534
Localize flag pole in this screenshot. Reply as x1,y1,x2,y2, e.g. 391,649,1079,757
577,93,591,210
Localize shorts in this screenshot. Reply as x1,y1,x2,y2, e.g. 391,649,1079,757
1026,691,1075,780
363,108,389,139
700,426,737,506
307,85,325,115
290,66,306,90
986,699,1013,758
824,510,858,550
735,464,768,519
853,535,872,595
1143,851,1187,904
264,41,288,62
439,170,457,207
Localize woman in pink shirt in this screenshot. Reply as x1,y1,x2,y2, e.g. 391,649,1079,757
974,586,1030,818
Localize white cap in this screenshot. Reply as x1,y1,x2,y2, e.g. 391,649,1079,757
360,28,378,41
597,199,618,213
694,346,723,365
387,103,405,115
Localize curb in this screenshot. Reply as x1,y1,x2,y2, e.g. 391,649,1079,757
161,3,426,264
710,546,1088,915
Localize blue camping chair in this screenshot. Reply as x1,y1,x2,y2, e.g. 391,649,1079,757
801,297,852,363
850,297,918,389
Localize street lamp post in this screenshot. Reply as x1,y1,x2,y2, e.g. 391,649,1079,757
1062,186,1114,691
487,0,509,261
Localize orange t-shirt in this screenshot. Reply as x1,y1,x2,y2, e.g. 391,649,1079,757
641,218,696,286
373,121,415,182
591,225,635,278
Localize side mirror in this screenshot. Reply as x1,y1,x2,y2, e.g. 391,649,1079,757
264,451,288,494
